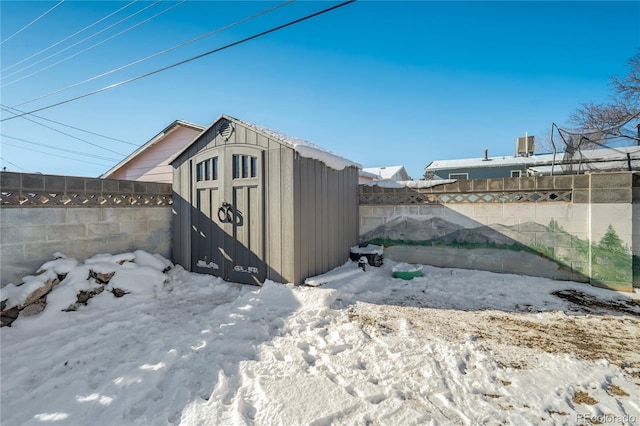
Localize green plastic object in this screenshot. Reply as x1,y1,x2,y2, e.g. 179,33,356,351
392,264,423,280
392,270,423,280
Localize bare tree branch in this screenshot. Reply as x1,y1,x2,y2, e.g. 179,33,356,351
569,51,640,134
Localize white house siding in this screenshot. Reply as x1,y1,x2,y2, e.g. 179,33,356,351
108,126,202,183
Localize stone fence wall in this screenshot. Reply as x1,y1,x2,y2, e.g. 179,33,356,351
360,172,639,292
0,172,173,286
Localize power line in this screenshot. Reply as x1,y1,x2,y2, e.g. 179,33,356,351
0,106,128,156
1,1,138,74
1,0,357,122
12,0,295,108
0,1,65,46
1,0,163,84
0,134,121,162
0,104,137,146
0,157,28,171
1,141,113,167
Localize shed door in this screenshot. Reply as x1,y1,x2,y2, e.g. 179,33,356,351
192,146,265,285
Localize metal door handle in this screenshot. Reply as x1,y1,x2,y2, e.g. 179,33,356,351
218,202,234,223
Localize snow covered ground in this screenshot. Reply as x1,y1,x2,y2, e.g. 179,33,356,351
1,251,639,425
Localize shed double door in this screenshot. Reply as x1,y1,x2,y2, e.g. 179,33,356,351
192,146,265,285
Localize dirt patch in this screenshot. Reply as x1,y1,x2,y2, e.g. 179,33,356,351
572,390,598,405
346,301,640,377
552,290,640,316
608,385,630,397
473,312,640,375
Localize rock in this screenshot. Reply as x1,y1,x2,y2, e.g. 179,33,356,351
82,286,104,303
63,286,107,312
23,278,58,307
21,297,47,317
76,291,92,305
1,306,20,327
89,271,115,284
111,288,128,298
1,299,6,311
63,304,78,312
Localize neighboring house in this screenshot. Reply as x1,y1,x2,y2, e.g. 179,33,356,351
101,120,205,183
425,146,640,180
362,165,410,182
358,169,381,184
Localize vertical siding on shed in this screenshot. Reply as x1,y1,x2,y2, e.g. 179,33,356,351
172,155,193,268
266,146,282,282
307,158,317,277
290,155,359,284
172,116,358,285
280,148,295,283
321,166,329,273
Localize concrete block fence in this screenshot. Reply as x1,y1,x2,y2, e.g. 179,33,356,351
360,172,640,292
0,172,173,286
2,170,639,292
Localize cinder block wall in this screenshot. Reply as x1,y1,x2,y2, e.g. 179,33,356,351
360,172,637,292
0,172,173,286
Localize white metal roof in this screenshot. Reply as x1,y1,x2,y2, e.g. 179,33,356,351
425,153,555,171
425,145,640,171
358,169,381,179
362,179,456,188
362,166,406,179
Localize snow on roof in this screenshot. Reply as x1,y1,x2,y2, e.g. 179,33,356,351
358,169,381,179
425,145,640,171
362,179,456,188
101,120,205,178
425,153,556,171
362,166,406,179
168,114,361,170
231,115,361,170
529,149,640,175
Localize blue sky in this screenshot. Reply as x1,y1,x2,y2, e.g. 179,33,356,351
1,1,639,179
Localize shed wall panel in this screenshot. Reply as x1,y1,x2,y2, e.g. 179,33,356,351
283,150,297,283
307,158,316,277
257,134,269,149
266,146,283,282
235,125,246,146
171,116,359,285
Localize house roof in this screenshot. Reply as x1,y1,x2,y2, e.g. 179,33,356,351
425,145,640,171
362,166,407,180
359,169,381,179
101,120,205,178
425,154,555,171
170,114,361,170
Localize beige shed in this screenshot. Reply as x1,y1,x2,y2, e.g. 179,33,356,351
170,114,360,285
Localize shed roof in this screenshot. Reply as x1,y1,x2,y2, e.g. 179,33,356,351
101,120,205,178
169,114,361,170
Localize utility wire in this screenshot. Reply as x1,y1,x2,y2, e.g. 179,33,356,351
1,0,357,122
0,104,137,146
0,1,65,46
0,106,128,156
0,157,27,171
1,134,121,162
2,0,162,84
13,0,295,107
2,1,138,73
1,141,113,167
